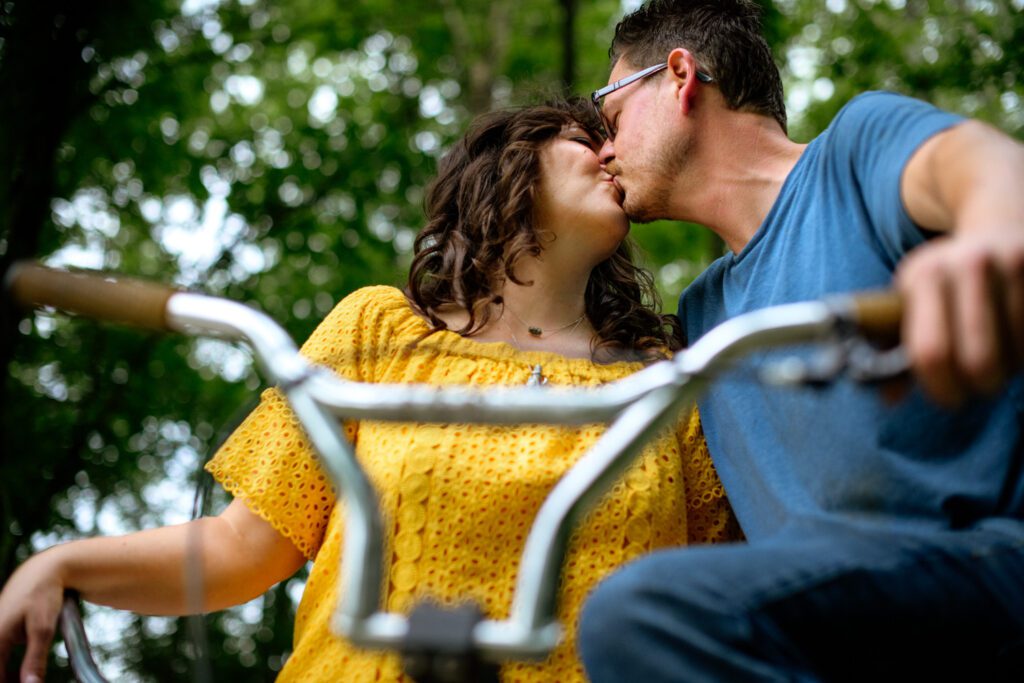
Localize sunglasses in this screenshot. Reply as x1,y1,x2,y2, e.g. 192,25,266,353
590,62,714,140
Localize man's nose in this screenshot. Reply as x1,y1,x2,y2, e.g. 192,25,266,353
598,137,615,166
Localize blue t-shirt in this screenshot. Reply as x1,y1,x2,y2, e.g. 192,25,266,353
679,91,1024,540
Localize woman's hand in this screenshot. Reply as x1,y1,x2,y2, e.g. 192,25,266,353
0,549,68,683
0,500,305,682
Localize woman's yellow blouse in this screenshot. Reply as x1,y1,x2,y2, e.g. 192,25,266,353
206,286,739,682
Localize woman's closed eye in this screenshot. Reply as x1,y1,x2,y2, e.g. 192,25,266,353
571,136,599,151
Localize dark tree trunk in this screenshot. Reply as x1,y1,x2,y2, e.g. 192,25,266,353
0,1,93,391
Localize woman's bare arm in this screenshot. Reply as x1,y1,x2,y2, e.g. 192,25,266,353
0,499,305,683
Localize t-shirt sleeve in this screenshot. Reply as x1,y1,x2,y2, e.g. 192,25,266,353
204,286,406,560
678,257,729,344
826,91,964,261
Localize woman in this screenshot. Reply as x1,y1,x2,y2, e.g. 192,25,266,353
0,100,738,682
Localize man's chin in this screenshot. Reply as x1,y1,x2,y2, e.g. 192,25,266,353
623,188,673,224
623,200,659,224
626,212,654,224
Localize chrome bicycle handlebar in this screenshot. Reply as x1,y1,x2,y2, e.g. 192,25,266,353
8,263,902,680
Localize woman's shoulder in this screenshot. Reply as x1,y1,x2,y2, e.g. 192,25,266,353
299,285,426,364
323,285,421,331
339,284,409,311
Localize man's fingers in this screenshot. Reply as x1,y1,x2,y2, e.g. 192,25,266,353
953,249,1005,394
896,233,1024,406
901,258,964,406
1001,247,1024,371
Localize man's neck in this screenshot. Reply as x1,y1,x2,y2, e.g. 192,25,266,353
675,112,806,254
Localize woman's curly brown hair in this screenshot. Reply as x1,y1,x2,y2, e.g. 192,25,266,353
406,97,682,362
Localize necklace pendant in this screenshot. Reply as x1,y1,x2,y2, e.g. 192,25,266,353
528,327,543,337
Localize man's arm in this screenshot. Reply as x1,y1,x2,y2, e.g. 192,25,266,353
898,119,1024,406
0,499,306,683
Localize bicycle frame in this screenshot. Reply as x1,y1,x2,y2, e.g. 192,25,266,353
6,262,901,681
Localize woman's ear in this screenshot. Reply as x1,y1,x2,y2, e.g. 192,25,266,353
667,48,701,116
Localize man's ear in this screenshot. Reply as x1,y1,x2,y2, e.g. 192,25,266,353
667,48,701,116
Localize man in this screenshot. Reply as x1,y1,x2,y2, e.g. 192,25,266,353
578,1,1024,680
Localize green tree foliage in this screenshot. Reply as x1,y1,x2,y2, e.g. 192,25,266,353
1,0,1021,679
773,0,1024,141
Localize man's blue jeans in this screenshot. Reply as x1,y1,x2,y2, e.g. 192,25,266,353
579,521,1024,682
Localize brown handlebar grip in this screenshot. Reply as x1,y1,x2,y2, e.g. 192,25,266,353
5,261,178,331
846,290,903,343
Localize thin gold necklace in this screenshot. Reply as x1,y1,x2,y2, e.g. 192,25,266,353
501,314,528,349
503,304,586,338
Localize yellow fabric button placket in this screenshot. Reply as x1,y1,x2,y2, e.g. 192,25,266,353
388,433,437,614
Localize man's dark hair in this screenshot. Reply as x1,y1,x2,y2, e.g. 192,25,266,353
610,0,787,132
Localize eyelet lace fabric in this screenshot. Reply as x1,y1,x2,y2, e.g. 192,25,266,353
206,286,741,682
